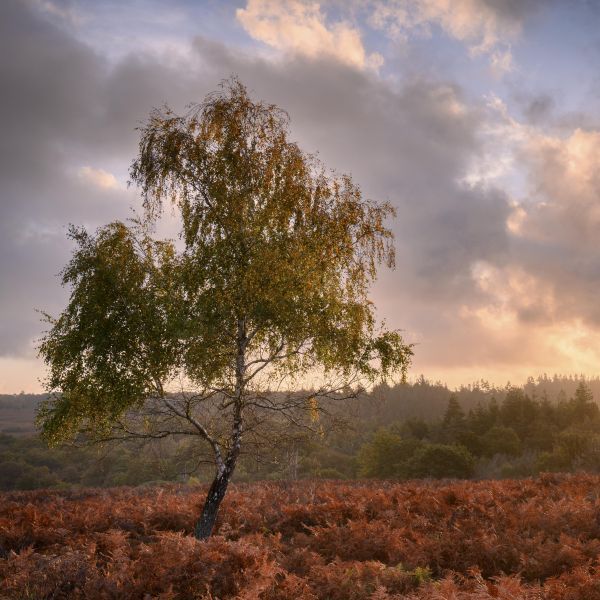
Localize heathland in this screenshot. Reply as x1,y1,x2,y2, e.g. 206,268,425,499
4,376,600,597
3,475,600,598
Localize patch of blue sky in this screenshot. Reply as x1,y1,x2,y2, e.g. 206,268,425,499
507,1,600,121
64,0,250,62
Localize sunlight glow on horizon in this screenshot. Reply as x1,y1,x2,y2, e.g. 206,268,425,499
2,0,600,392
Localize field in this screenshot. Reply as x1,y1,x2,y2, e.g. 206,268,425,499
3,475,600,599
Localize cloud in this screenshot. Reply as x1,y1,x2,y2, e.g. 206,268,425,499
489,47,513,76
436,106,600,382
0,0,515,385
210,50,513,377
0,0,510,386
367,0,543,73
190,43,510,306
2,0,596,391
511,127,600,323
28,0,81,26
521,93,555,124
77,166,120,190
236,0,383,70
0,0,133,357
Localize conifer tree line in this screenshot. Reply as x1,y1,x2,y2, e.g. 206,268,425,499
358,379,600,480
2,375,600,490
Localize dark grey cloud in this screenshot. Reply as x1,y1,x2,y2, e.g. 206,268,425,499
479,0,547,22
522,94,555,124
0,0,125,354
0,0,512,376
186,41,511,301
510,86,599,133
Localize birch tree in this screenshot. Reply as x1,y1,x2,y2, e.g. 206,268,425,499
38,78,412,539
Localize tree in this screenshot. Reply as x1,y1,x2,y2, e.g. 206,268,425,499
481,425,522,458
443,395,465,426
441,394,466,443
406,444,474,479
357,429,422,478
572,381,598,422
38,78,412,539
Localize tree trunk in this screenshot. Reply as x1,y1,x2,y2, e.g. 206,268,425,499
194,464,234,540
195,317,246,540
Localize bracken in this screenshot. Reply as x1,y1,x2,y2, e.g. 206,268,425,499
3,475,600,599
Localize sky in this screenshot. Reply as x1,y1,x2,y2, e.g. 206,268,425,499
1,0,600,393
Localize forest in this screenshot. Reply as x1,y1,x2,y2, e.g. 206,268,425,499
3,374,600,491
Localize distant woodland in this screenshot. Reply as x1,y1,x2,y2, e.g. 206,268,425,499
3,374,600,491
